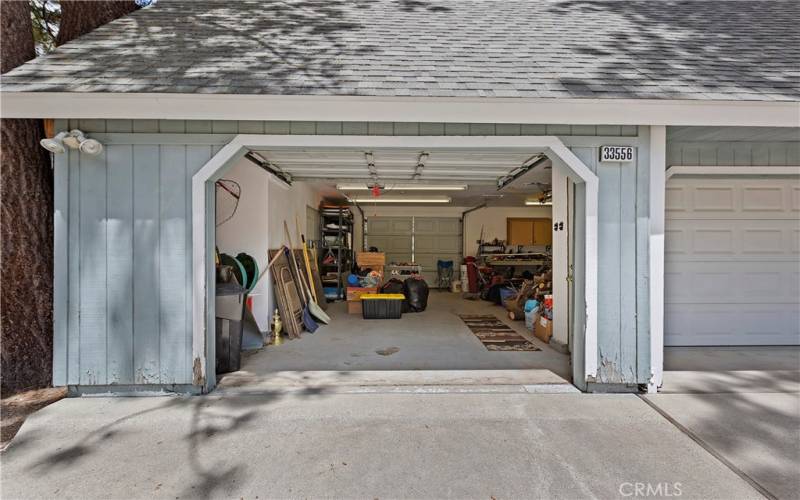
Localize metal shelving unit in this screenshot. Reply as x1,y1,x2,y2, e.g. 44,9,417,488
319,206,353,301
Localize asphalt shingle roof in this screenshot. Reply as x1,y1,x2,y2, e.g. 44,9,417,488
2,0,799,101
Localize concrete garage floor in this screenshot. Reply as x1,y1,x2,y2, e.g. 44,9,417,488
0,393,763,500
645,346,800,499
218,292,571,391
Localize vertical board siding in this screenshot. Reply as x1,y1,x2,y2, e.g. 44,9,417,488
67,150,81,384
106,145,134,384
132,146,162,383
159,146,188,383
73,120,638,137
78,150,107,385
60,142,211,387
567,143,643,384
618,159,638,383
667,141,800,167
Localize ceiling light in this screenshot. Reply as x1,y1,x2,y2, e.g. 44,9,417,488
39,131,70,154
349,196,451,203
337,184,466,191
525,200,552,206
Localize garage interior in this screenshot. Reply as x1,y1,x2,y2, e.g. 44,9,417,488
212,146,575,388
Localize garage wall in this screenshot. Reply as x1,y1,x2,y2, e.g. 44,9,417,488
52,118,653,390
463,207,552,257
51,125,222,387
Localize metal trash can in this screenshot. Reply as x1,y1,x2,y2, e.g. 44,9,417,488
215,282,246,374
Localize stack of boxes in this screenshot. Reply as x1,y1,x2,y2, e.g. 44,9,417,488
346,252,385,315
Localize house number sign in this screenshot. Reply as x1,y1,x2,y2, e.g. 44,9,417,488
599,145,634,162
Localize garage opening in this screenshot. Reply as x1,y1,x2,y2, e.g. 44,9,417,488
194,136,598,392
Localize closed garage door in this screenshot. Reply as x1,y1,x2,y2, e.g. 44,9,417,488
414,217,462,286
367,216,461,287
665,176,800,346
366,217,413,265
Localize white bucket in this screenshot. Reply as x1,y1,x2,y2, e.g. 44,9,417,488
451,280,462,293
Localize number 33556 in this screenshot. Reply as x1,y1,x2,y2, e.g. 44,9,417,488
600,146,634,162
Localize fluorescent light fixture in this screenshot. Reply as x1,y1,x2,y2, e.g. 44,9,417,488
350,196,451,203
525,200,552,206
337,184,466,191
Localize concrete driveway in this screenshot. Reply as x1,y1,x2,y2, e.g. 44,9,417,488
642,347,800,500
1,389,764,500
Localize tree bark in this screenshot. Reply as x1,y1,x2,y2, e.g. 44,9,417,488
1,1,53,397
56,1,138,46
1,1,138,396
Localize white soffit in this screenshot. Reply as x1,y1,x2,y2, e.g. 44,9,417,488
3,93,799,127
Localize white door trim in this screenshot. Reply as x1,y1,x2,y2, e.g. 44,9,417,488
192,135,599,391
648,126,666,393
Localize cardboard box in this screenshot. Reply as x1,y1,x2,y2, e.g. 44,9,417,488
356,252,386,268
347,300,363,315
534,316,553,343
346,286,378,302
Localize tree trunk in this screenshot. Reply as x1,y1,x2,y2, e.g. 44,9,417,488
1,1,138,396
56,1,138,46
0,1,53,397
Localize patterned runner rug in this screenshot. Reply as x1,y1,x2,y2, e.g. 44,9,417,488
458,315,540,351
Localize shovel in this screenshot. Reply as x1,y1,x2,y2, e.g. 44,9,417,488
283,221,330,325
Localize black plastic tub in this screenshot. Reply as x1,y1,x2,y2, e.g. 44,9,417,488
361,293,404,319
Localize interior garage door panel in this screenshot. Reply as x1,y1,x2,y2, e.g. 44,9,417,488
414,217,462,286
366,217,412,265
367,216,461,287
665,177,800,346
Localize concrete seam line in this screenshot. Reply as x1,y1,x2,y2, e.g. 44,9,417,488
637,395,777,500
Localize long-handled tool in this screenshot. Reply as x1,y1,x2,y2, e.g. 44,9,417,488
283,221,330,325
295,215,320,303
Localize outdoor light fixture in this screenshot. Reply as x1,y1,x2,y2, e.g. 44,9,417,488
336,184,467,191
349,196,451,203
39,131,70,154
40,129,103,155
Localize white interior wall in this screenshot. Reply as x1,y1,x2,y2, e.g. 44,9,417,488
463,206,552,257
216,157,322,334
550,165,572,347
353,205,553,257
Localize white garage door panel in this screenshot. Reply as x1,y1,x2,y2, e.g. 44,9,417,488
665,304,799,346
665,176,800,346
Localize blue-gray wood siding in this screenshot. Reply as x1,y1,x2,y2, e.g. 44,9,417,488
53,119,217,386
64,119,639,137
666,126,800,166
53,119,658,389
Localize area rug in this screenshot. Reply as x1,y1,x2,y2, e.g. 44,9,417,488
458,315,540,351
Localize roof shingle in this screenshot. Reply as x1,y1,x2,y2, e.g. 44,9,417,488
2,0,798,101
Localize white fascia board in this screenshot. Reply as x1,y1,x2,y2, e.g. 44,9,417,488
2,92,799,127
